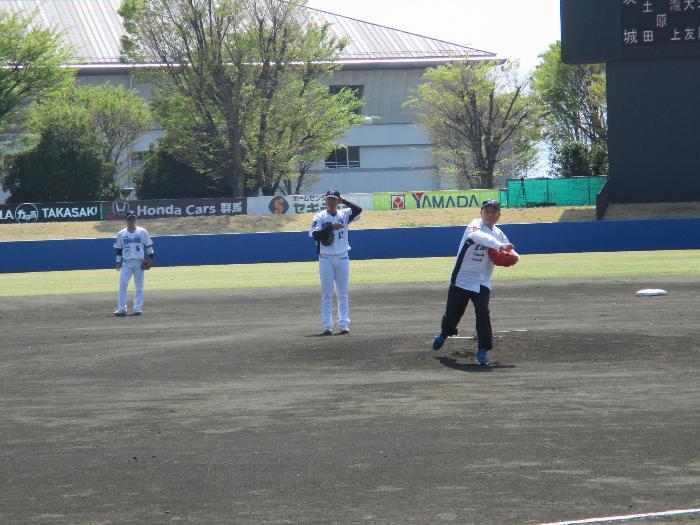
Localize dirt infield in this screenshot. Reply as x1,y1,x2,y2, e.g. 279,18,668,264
2,278,699,524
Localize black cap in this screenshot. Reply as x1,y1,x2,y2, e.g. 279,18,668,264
125,212,137,220
481,199,501,210
324,189,341,199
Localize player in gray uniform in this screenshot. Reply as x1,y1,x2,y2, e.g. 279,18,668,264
113,212,155,316
309,190,362,335
432,199,517,365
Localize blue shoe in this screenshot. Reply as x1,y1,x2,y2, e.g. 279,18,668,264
432,332,447,351
475,348,490,366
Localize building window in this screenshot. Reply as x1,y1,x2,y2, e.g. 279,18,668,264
325,146,360,169
329,85,364,114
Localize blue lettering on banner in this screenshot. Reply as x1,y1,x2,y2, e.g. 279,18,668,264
412,193,481,209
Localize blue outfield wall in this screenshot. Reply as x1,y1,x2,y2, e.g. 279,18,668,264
1,218,699,273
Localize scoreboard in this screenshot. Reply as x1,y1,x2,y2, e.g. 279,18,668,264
561,0,700,204
562,0,700,63
622,0,700,47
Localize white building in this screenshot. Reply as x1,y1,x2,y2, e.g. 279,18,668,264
0,0,499,200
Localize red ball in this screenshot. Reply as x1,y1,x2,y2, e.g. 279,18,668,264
488,248,519,267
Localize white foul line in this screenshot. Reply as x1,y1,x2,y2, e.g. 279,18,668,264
447,330,528,340
538,507,700,525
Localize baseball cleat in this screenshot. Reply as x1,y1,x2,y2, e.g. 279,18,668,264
475,348,491,366
339,327,350,335
113,310,126,317
132,311,142,316
322,329,333,336
432,332,446,350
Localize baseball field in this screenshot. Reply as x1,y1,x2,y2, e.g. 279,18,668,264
1,210,699,524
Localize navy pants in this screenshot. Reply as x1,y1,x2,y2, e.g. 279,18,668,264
440,284,493,350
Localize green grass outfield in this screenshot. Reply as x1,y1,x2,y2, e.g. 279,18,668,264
1,250,699,297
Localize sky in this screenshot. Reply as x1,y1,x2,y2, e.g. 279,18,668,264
305,0,562,72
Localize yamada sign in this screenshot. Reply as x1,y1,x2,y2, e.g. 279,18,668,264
375,190,499,211
0,202,102,224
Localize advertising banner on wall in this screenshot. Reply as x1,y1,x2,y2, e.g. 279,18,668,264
374,190,499,211
0,201,102,224
102,198,246,220
247,193,375,215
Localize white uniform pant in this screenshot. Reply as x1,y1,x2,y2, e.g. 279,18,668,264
319,254,350,329
118,259,145,312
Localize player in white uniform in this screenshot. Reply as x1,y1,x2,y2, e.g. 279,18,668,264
113,212,155,316
432,199,518,365
309,190,362,335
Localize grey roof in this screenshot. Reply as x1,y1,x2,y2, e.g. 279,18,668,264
0,0,496,66
307,6,495,62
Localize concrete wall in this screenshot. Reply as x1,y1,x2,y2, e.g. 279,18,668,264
324,68,425,124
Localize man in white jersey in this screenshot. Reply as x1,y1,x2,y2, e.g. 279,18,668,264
309,190,362,335
432,199,518,365
113,212,155,317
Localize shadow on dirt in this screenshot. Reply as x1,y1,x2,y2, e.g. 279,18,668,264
435,356,516,372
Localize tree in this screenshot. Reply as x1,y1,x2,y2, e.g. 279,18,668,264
74,85,151,173
408,60,537,189
31,85,151,177
551,141,591,178
2,112,119,202
242,7,362,195
134,137,231,198
532,41,607,174
250,82,363,195
589,142,608,177
550,140,609,179
119,0,360,197
0,10,74,138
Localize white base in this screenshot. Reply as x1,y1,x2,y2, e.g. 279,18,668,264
635,288,668,297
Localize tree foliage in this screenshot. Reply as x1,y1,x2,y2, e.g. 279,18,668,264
134,136,231,198
31,85,151,176
551,141,591,178
248,82,363,195
2,114,119,202
0,10,74,137
119,0,362,197
532,41,607,149
408,60,537,189
550,140,609,178
2,83,149,202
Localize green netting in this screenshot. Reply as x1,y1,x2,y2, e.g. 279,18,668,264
499,188,508,205
505,177,606,207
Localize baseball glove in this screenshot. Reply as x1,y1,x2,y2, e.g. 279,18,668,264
319,222,334,246
141,259,153,271
488,248,519,267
